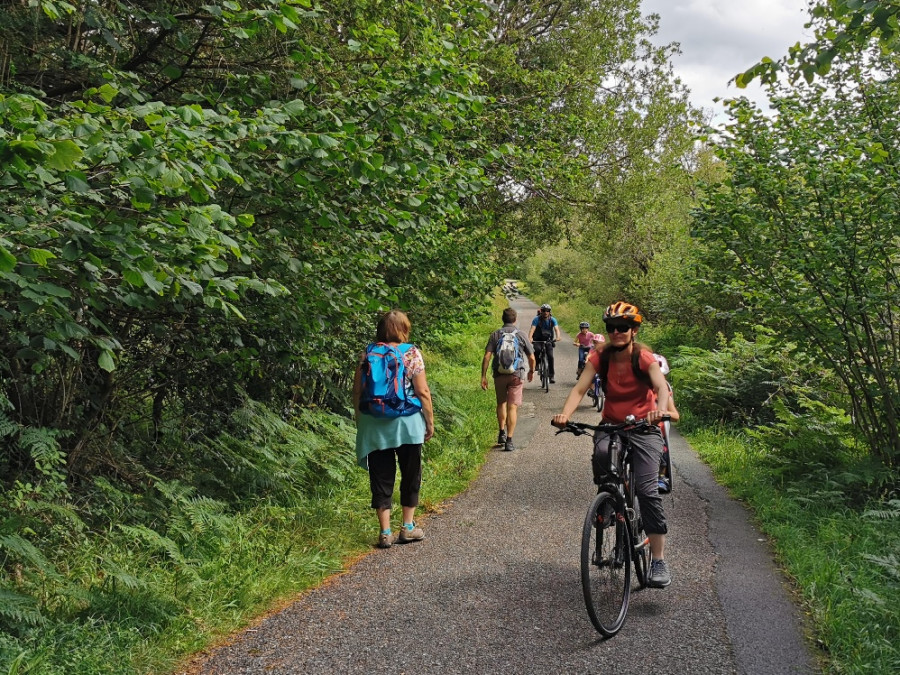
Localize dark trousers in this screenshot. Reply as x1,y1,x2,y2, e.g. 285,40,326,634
535,341,556,377
591,427,667,535
577,346,590,371
368,443,422,510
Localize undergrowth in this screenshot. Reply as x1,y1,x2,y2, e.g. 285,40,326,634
0,300,501,674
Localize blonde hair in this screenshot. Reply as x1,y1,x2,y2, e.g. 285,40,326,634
376,309,411,343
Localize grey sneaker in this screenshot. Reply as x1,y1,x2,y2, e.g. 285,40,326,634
648,559,672,588
377,532,394,549
497,429,507,445
504,438,515,452
398,524,424,543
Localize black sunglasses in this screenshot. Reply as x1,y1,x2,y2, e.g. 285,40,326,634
605,324,632,333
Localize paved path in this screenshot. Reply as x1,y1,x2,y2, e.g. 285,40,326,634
188,296,818,675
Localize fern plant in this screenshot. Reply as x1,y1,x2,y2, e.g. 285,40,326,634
0,588,45,628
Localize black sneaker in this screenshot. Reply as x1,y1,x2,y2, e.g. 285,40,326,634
504,438,515,452
550,378,556,384
648,559,672,588
497,430,507,445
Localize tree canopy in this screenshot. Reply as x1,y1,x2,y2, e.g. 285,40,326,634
0,0,694,485
696,49,900,467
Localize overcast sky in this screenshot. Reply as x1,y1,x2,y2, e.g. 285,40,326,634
641,0,813,126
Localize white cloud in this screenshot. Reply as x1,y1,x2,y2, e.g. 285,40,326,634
641,0,812,124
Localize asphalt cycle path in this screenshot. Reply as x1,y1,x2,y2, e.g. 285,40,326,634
188,296,819,675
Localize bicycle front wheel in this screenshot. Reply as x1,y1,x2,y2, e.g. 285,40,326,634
541,352,550,392
581,491,631,637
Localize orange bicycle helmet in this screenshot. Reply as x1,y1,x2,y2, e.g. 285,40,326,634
603,301,643,325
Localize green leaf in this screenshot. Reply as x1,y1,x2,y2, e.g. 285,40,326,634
140,271,165,293
97,350,116,373
161,169,184,189
28,249,56,266
122,269,144,287
162,64,183,79
283,99,306,115
318,134,340,148
0,246,17,272
98,83,118,103
132,186,155,207
65,171,89,193
46,140,83,171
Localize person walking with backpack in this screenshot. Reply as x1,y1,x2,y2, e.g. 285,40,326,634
551,302,674,588
353,310,435,549
529,304,561,383
481,307,535,452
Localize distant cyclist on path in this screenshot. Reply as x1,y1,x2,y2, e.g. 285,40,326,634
529,304,561,383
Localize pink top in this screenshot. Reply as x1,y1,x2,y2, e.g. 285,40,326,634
575,331,595,347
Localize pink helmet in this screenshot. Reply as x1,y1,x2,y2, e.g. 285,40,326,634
591,334,605,344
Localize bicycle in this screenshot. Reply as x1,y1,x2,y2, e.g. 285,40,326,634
575,345,590,380
533,340,553,392
585,373,604,413
553,415,669,637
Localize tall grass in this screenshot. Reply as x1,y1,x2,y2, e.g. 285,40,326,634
0,300,502,675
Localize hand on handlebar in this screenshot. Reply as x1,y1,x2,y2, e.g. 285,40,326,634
551,413,569,428
646,409,671,425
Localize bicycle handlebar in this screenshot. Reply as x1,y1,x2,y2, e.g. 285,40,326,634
551,415,670,436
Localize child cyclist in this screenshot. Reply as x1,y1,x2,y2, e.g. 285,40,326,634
573,322,596,378
585,333,606,406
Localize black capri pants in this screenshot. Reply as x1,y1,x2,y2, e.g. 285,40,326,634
368,443,423,510
592,427,667,535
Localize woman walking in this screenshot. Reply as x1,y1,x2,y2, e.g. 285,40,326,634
353,310,435,548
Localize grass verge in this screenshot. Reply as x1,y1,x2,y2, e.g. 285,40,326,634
685,425,900,675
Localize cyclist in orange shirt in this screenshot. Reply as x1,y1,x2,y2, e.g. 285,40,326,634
552,302,672,588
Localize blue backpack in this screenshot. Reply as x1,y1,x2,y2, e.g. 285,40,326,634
359,343,423,418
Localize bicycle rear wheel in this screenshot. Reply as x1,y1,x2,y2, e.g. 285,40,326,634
581,491,631,637
626,463,651,589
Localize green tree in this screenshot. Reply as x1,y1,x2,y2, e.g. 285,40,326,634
695,52,900,467
738,0,900,87
0,0,497,482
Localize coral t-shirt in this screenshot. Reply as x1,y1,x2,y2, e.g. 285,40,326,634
587,348,656,423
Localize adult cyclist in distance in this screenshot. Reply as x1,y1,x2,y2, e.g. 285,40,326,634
551,301,673,588
529,304,561,383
